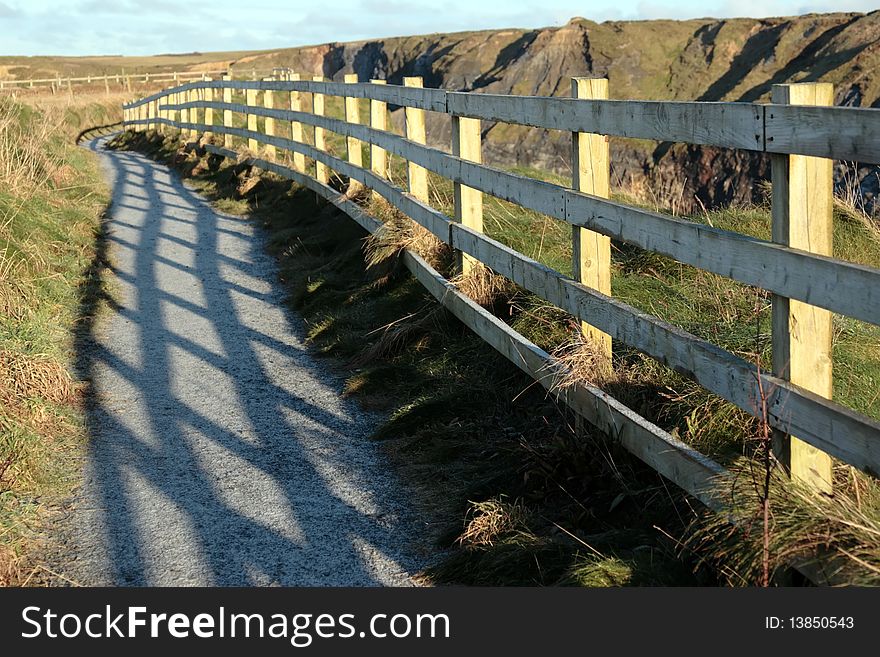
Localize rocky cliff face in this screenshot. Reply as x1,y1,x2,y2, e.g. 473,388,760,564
231,11,880,213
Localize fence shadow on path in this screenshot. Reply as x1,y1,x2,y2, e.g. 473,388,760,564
69,137,421,586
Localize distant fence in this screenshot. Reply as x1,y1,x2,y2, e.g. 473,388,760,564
120,75,880,536
0,67,283,94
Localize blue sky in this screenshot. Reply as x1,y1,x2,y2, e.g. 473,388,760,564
0,0,876,56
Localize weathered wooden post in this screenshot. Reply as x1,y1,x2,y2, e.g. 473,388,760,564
770,82,835,494
246,85,258,152
263,77,275,161
180,89,190,139
222,75,233,149
369,79,388,199
156,89,166,135
571,77,612,360
204,78,214,139
312,75,329,185
343,74,363,193
192,85,201,136
289,73,306,173
104,76,110,96
403,76,428,203
167,91,176,134
452,111,483,274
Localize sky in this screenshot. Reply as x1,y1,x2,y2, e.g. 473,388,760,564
0,0,877,57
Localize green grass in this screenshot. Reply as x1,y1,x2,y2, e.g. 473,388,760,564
0,95,116,584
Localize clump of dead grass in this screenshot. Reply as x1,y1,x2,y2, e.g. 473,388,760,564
450,263,517,309
364,203,449,269
548,332,616,390
0,350,73,406
458,496,530,547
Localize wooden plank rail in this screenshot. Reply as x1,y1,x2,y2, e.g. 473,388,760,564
122,76,880,509
128,77,880,161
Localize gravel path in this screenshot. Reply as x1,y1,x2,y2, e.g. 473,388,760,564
62,138,425,586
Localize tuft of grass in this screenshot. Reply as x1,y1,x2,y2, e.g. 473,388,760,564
457,496,530,547
687,464,880,586
451,263,517,311
549,333,615,390
364,200,450,270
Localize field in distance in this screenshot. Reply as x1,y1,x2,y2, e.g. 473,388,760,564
0,50,273,81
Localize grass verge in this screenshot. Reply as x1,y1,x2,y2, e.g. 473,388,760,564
0,95,117,585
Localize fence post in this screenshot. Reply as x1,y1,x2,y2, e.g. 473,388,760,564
172,88,179,132
403,76,428,203
571,77,612,360
263,78,275,161
189,87,200,141
452,114,483,274
222,75,233,149
104,76,110,96
246,86,258,152
369,79,387,199
203,78,214,139
312,75,329,185
343,74,363,193
180,89,189,139
770,82,834,494
156,90,165,135
289,73,306,173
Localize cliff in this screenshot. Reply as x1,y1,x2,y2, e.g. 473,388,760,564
233,11,880,212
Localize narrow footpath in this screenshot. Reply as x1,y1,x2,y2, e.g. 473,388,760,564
59,138,424,586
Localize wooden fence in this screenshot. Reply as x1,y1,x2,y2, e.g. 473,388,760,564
120,75,880,520
0,67,282,94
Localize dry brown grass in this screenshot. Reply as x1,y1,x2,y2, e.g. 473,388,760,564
457,497,529,548
0,94,114,586
364,199,449,269
687,464,880,585
450,263,517,309
548,332,616,390
0,99,63,193
0,350,73,406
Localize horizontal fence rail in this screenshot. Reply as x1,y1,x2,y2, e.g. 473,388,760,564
120,76,880,520
125,78,880,161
